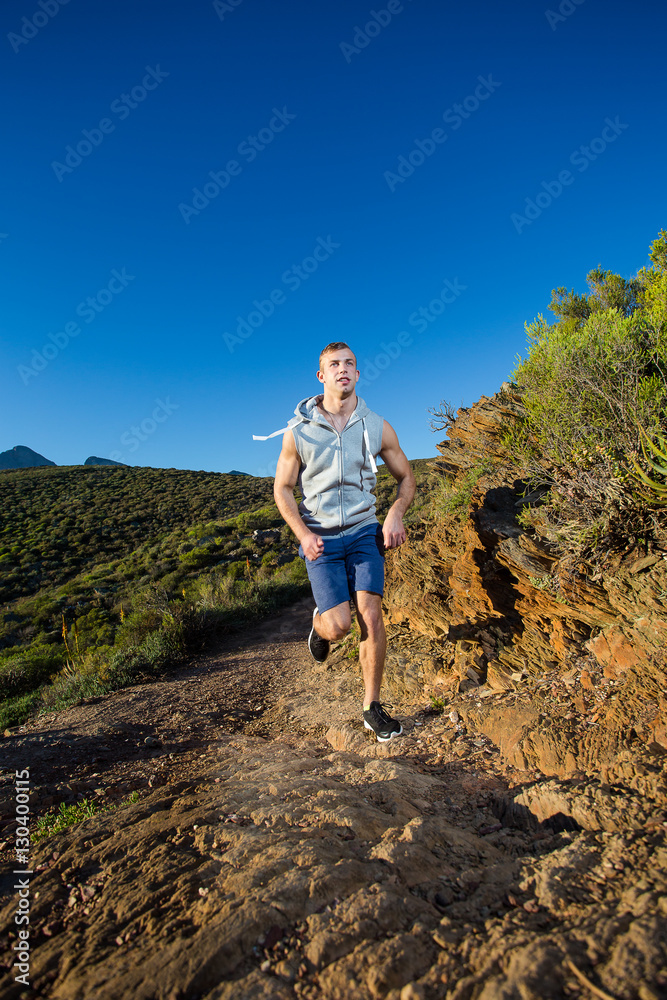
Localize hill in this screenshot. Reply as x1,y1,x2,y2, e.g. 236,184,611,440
83,456,126,467
0,458,435,728
0,445,55,470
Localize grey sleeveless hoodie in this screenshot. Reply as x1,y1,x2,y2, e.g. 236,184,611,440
288,395,384,533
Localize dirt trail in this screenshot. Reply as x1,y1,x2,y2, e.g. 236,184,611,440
1,599,666,1000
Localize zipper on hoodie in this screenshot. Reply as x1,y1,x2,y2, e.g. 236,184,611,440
338,426,343,528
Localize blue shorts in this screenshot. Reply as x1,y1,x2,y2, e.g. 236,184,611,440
298,522,385,614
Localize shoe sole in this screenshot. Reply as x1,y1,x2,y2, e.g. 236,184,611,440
364,720,403,742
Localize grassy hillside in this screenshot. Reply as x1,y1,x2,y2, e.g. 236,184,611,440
0,464,278,605
0,458,434,728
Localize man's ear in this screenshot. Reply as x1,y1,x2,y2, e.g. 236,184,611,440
316,369,325,383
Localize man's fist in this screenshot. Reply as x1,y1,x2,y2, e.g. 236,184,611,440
301,531,325,561
383,512,406,549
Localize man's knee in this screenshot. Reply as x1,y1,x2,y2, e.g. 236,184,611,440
355,596,384,636
329,621,350,641
319,604,352,640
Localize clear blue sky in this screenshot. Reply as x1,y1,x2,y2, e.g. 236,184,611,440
1,0,665,475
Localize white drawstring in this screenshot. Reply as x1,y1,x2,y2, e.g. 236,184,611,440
254,415,378,475
252,426,289,441
363,420,378,473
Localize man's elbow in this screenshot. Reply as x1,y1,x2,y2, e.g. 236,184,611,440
401,470,416,498
274,481,286,504
274,480,294,504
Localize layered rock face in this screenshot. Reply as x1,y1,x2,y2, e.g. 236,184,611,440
382,388,667,777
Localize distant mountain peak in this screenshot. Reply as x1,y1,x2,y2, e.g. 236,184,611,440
0,446,56,470
84,456,126,467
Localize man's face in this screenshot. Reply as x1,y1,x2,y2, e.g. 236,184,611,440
317,349,359,394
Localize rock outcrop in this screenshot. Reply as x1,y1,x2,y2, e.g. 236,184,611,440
381,386,667,778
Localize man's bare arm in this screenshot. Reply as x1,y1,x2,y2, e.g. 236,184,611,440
273,430,324,561
378,420,416,549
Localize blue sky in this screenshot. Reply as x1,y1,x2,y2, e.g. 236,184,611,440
1,0,665,475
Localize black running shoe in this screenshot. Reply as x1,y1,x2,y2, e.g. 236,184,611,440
363,702,403,742
308,608,330,663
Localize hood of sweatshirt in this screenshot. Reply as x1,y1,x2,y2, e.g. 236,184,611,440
289,394,373,428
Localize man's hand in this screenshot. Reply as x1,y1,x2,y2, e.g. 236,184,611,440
301,531,325,561
383,510,406,549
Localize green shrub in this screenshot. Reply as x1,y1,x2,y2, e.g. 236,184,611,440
34,798,101,842
505,229,667,558
0,646,64,699
226,561,246,580
511,306,665,465
235,506,281,533
0,688,44,731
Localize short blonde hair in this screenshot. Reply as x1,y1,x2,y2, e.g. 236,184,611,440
319,342,357,369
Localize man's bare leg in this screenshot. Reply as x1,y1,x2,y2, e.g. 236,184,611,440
353,591,386,707
314,601,352,642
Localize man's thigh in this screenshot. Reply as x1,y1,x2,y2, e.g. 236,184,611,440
300,535,351,614
344,523,385,598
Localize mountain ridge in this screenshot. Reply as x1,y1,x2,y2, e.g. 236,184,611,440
0,445,250,475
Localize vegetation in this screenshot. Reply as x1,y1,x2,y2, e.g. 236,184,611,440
431,458,494,522
504,229,667,560
632,428,667,506
34,791,140,844
1,458,434,729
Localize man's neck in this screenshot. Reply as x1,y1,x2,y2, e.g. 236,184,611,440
319,389,357,417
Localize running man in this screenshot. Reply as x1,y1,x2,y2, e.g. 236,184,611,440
273,342,415,741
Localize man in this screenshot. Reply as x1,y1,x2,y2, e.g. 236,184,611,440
273,342,415,742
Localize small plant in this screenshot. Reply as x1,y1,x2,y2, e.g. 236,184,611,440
34,798,101,842
631,426,667,506
427,399,457,433
429,695,447,713
34,790,141,844
529,575,554,591
345,619,361,660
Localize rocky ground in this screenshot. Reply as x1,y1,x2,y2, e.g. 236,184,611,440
1,594,666,1000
